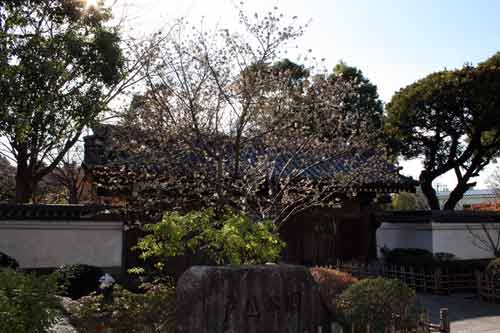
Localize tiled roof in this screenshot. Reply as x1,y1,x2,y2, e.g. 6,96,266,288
436,189,496,198
377,210,500,224
0,204,120,221
83,126,417,193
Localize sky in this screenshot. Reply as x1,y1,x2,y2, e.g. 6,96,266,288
106,0,500,189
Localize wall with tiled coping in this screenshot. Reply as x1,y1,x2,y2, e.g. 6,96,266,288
376,222,498,260
0,204,123,269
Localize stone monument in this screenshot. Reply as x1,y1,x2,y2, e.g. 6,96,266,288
177,265,330,333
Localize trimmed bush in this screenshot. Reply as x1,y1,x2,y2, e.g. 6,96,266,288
69,282,176,332
337,277,416,331
54,264,104,299
487,258,500,276
309,267,358,314
383,248,435,267
0,268,58,333
0,251,19,269
434,252,456,262
383,248,488,273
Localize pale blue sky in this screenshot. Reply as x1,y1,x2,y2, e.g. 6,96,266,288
110,0,500,189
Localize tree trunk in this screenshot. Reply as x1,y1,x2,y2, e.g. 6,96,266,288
68,181,79,204
420,176,440,210
15,145,36,203
15,173,35,203
443,182,473,210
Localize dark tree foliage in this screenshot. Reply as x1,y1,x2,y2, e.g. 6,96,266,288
0,0,124,202
386,53,500,210
290,61,385,143
256,59,384,144
327,61,384,132
272,58,310,83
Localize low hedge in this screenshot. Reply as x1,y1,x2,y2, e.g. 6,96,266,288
383,248,435,267
436,259,488,272
382,248,488,272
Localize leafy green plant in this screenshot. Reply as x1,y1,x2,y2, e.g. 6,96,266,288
309,267,358,315
487,258,500,277
132,208,285,274
0,268,58,333
54,264,104,299
336,277,416,332
69,282,176,333
0,251,19,269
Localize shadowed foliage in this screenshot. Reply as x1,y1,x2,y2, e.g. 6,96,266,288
0,0,125,202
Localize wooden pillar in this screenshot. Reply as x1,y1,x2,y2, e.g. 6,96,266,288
434,268,441,294
475,270,482,301
331,322,344,333
440,308,450,333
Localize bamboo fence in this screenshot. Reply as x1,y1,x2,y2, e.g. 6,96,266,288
326,260,477,295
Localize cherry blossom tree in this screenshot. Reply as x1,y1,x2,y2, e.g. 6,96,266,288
88,6,398,226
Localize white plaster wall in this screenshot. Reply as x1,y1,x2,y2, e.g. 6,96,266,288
0,220,123,268
377,222,497,260
431,223,494,260
376,223,433,258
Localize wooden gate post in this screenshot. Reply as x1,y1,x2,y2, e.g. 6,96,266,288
419,312,429,333
439,308,450,333
390,320,396,333
331,322,344,333
434,268,441,294
475,270,482,301
492,273,497,303
422,269,427,293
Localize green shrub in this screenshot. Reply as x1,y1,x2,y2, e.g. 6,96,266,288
132,208,285,275
383,248,436,268
69,282,176,332
337,277,416,331
309,267,358,315
0,268,58,333
434,252,456,262
487,258,500,276
383,248,486,273
54,264,104,299
0,251,19,269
